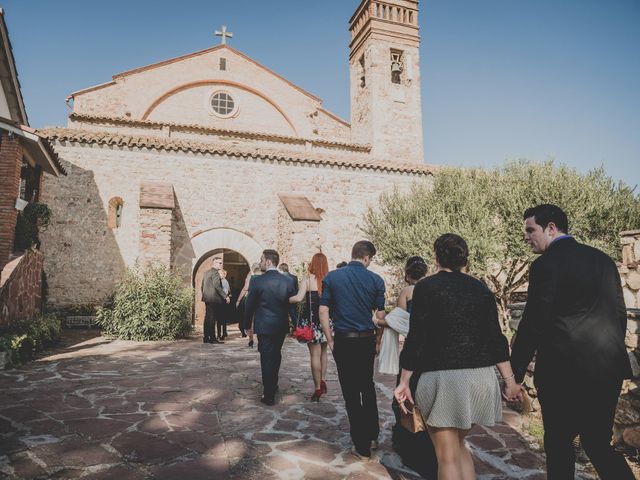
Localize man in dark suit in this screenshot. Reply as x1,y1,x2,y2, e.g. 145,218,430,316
278,263,299,328
202,256,230,344
245,249,296,405
511,204,633,479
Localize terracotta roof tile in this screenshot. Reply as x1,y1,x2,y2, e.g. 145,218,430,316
37,127,434,176
69,113,369,152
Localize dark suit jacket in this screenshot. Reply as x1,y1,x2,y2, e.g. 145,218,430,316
244,270,296,335
511,237,632,386
283,272,299,293
202,269,227,304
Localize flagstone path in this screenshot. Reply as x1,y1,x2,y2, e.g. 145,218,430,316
0,327,584,479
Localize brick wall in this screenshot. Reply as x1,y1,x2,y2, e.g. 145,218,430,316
0,249,44,329
0,133,22,272
140,207,173,268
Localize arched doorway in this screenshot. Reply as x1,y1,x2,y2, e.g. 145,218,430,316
193,249,251,331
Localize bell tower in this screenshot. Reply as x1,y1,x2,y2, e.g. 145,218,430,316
349,0,424,164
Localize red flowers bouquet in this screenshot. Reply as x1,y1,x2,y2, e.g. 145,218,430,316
293,324,314,342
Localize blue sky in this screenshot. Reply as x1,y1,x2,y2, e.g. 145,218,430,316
3,0,639,188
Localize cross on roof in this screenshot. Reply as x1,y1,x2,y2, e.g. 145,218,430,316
215,25,233,45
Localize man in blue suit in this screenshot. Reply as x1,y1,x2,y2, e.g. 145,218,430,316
245,249,297,405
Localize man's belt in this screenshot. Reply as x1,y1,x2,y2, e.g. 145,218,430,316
334,330,375,338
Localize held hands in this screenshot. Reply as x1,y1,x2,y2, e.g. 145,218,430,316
394,382,414,414
327,339,334,352
501,379,524,403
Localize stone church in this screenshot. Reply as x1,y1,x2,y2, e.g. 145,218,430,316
39,0,433,325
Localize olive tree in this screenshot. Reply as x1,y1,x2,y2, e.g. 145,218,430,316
363,160,640,331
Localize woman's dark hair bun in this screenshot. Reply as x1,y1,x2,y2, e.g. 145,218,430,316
405,256,428,281
434,234,468,271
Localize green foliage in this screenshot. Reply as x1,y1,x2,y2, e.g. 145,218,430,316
96,265,194,341
51,304,98,317
14,202,52,251
0,314,62,367
364,160,640,329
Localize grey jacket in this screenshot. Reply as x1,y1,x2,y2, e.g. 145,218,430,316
202,269,227,304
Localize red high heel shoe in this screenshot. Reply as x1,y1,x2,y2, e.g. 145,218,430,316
320,380,327,394
310,389,322,402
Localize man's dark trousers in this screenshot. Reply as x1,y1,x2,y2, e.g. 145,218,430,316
203,302,218,343
258,333,286,400
333,335,379,456
537,377,633,480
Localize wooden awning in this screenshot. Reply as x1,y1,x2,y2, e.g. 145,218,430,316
278,194,322,222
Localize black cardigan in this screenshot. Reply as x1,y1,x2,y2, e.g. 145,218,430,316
400,271,510,373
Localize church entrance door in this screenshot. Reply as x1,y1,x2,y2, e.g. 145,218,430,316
193,249,250,331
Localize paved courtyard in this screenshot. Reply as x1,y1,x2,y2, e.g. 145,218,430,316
0,327,555,479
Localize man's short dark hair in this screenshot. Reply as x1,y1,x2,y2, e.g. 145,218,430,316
263,249,280,267
351,240,376,260
279,263,289,272
523,204,569,233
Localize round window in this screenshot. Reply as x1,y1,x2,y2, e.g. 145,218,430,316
210,92,236,117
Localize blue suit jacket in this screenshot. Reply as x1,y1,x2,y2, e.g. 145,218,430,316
244,270,296,335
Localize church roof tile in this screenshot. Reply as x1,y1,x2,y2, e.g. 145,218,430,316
68,113,369,152
38,127,434,176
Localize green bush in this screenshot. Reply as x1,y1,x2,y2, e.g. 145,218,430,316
14,202,52,251
97,265,194,341
50,303,98,317
0,314,62,367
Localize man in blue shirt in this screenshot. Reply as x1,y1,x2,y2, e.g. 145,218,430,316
319,240,386,459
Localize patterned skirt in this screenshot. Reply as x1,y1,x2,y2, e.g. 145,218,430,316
415,367,502,430
297,291,332,345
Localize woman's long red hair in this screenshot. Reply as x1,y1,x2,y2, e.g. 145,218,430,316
308,253,329,294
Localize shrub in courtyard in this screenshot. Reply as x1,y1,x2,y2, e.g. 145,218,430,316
0,314,62,367
97,265,193,341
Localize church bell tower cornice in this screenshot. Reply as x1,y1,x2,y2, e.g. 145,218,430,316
349,0,420,60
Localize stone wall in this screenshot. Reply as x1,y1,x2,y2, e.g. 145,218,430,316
621,229,640,309
40,141,430,308
617,230,640,454
0,250,44,329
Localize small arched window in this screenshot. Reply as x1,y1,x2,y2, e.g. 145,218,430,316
108,197,124,229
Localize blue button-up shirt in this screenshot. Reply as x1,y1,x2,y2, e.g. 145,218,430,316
320,261,386,333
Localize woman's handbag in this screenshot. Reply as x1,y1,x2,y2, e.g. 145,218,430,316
400,401,426,433
292,279,314,343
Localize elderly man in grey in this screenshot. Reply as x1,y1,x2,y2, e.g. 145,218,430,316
202,257,229,344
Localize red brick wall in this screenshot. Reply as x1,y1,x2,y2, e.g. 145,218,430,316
0,249,44,329
0,133,23,272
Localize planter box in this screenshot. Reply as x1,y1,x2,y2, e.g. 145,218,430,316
65,316,97,328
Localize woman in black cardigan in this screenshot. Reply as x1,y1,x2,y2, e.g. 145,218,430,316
394,234,522,480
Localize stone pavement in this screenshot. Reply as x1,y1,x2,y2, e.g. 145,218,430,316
1,327,561,479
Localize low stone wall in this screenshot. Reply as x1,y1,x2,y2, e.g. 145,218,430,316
0,250,44,329
621,230,640,309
